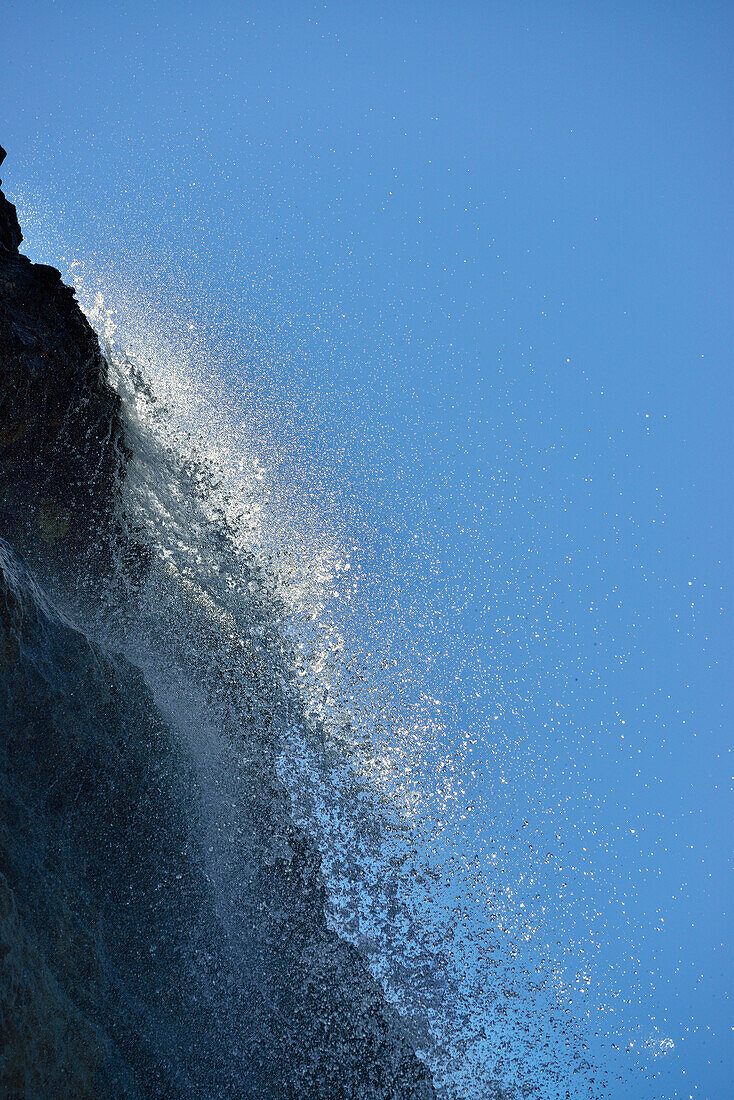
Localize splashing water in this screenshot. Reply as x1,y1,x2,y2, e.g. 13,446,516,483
50,278,622,1100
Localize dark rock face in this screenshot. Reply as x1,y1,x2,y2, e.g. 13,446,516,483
0,145,127,566
0,541,210,1098
0,148,437,1099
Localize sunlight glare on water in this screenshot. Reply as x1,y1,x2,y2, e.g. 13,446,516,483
53,272,673,1100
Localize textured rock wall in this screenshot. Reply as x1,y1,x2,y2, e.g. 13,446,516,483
0,145,127,566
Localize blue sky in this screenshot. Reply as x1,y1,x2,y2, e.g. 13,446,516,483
4,2,732,1096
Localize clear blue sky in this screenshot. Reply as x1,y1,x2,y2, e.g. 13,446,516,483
4,2,731,1096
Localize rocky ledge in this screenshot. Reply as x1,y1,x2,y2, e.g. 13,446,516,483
0,145,127,565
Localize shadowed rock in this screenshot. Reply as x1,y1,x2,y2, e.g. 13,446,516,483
0,145,127,568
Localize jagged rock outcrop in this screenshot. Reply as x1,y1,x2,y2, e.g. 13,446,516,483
0,145,127,565
0,147,437,1099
